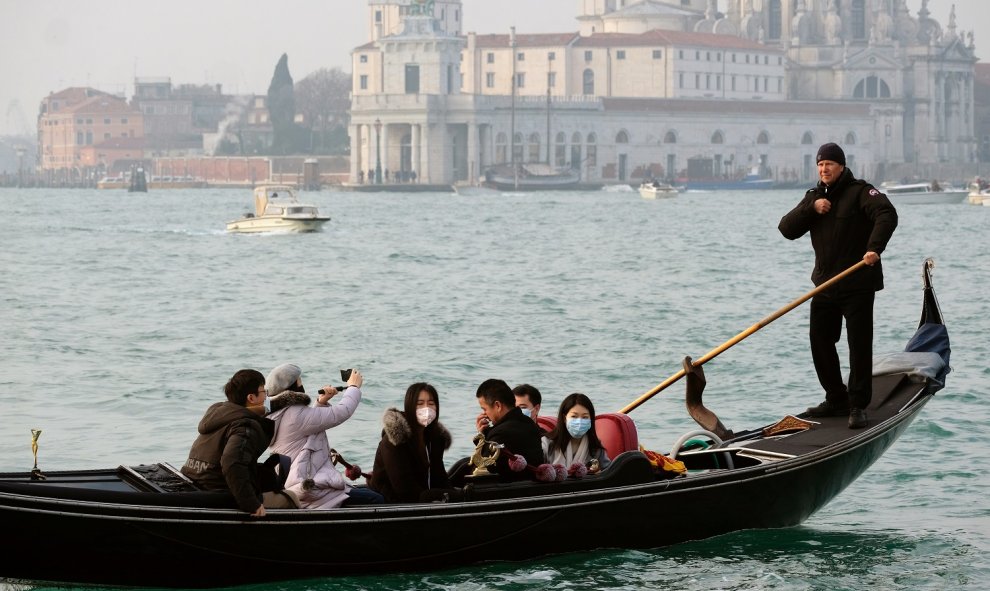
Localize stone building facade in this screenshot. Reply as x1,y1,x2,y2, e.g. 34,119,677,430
349,0,977,185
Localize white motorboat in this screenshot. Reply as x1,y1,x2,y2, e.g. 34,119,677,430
878,182,967,205
638,180,679,199
966,177,990,204
225,185,329,233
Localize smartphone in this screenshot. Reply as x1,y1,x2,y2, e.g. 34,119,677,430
340,368,353,382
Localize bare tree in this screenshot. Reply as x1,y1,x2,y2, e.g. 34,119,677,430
295,68,352,154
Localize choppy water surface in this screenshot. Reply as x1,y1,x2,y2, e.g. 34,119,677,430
1,186,987,590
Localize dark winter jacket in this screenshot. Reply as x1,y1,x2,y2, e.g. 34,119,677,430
369,409,452,503
180,401,275,513
482,406,545,481
778,167,898,293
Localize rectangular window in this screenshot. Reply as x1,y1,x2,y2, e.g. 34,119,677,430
732,53,737,63
584,50,593,61
375,10,381,22
86,131,92,144
732,76,736,91
548,51,556,61
706,74,711,89
548,72,557,87
76,131,83,145
487,52,495,64
517,52,525,61
360,55,368,63
716,75,721,90
653,49,662,59
764,55,769,64
516,72,526,88
679,72,684,88
121,118,128,124
777,78,782,93
360,75,368,90
104,132,111,140
486,72,495,88
706,51,711,61
616,50,626,60
76,118,83,124
695,50,700,60
86,118,93,124
695,73,700,88
405,64,420,94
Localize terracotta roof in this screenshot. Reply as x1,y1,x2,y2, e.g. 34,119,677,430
576,30,780,52
64,95,140,115
471,32,580,49
46,87,115,102
602,97,871,116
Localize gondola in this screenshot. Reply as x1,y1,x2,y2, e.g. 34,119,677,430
0,259,950,589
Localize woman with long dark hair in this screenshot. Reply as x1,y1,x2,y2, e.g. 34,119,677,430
542,393,611,471
368,382,452,503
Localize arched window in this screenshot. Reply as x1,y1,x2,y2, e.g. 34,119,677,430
757,131,770,144
513,132,524,163
853,76,891,98
664,131,677,144
495,132,508,164
801,131,814,145
583,69,595,95
845,132,857,145
616,130,629,144
571,132,582,144
528,132,541,163
555,132,567,166
587,132,598,167
768,0,782,41
711,131,724,144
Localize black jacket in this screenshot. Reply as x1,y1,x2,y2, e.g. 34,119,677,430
368,409,452,503
180,402,275,513
483,407,545,481
778,167,898,292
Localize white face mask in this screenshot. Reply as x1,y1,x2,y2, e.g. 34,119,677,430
519,407,532,418
416,406,437,427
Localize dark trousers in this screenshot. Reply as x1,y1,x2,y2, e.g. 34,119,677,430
809,290,875,409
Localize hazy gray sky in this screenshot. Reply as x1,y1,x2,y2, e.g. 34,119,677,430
1,0,984,136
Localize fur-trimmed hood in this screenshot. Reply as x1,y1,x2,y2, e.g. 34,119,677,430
269,390,311,414
382,408,452,449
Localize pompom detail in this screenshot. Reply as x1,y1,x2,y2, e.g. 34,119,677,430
552,464,567,482
567,462,588,479
533,464,557,482
508,453,528,472
345,465,363,480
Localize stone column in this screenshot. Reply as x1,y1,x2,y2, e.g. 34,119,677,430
382,122,391,182
420,124,430,184
468,122,479,183
412,123,421,181
349,124,361,183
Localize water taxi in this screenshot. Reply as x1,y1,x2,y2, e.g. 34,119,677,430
638,180,679,199
878,181,967,205
225,185,329,233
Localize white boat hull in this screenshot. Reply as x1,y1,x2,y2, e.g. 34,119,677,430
887,191,967,205
638,185,678,199
226,216,329,233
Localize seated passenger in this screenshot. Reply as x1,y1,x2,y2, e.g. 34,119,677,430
266,363,383,508
181,369,274,517
542,393,611,472
368,383,452,502
513,383,542,422
476,378,544,480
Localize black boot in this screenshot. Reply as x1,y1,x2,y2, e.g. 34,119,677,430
848,408,867,429
805,399,850,418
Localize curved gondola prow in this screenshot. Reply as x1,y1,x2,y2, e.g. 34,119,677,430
905,257,951,390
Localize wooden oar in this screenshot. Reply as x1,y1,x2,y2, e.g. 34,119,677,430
619,259,868,415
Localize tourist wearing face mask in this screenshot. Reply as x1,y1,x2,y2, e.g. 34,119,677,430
542,393,611,471
368,383,452,502
265,363,384,508
181,369,275,517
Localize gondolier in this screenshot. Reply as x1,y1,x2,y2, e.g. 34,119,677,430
778,142,898,429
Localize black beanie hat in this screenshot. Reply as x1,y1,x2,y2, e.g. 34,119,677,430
816,142,846,166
